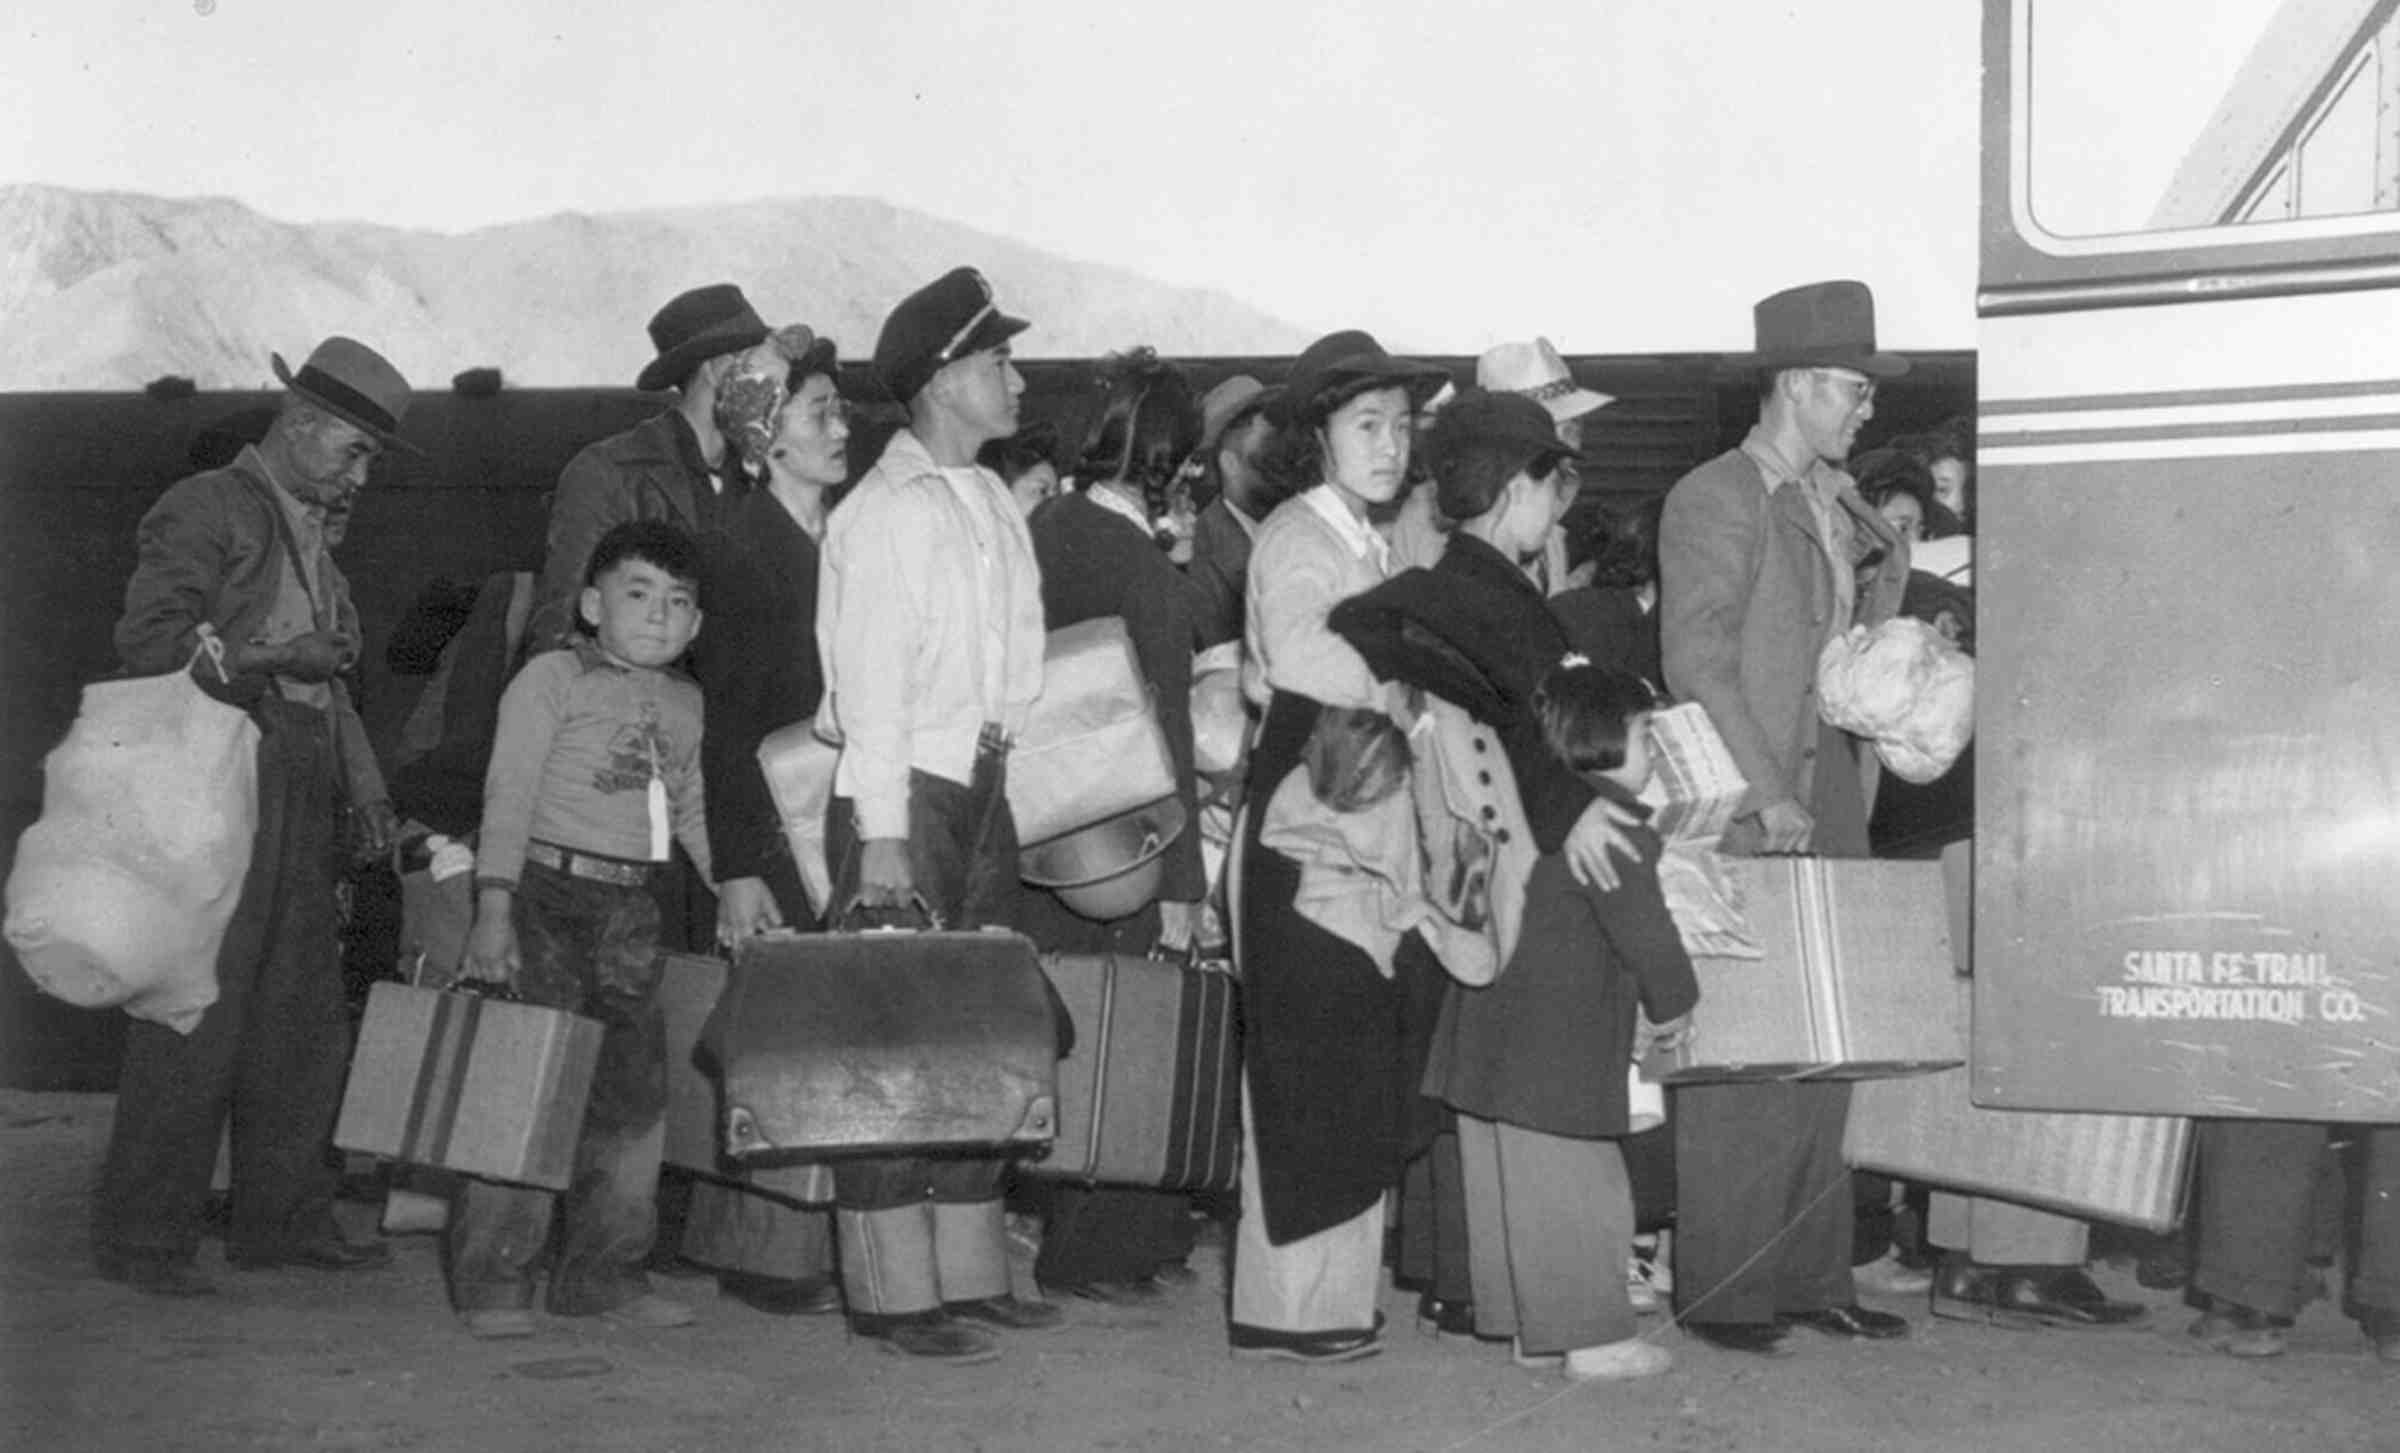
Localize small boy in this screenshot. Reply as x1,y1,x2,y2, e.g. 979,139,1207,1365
445,520,713,1339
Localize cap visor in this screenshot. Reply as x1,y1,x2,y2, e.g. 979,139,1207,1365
955,311,1031,360
1538,387,1615,422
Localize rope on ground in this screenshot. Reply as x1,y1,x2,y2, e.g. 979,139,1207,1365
1437,1169,1857,1451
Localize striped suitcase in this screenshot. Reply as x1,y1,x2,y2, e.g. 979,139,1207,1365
334,981,602,1191
1028,952,1242,1190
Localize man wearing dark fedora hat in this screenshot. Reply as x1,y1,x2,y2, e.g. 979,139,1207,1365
524,283,773,654
1656,279,1915,1356
813,265,1063,1362
93,337,414,1295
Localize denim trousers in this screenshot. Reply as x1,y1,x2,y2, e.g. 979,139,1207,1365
445,860,668,1314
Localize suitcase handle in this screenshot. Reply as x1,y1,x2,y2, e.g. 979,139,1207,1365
448,976,524,1004
829,893,947,934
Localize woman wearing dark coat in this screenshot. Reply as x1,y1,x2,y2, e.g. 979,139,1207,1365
1017,349,1211,1305
674,329,848,1321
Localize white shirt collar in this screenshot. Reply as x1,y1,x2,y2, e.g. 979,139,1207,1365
1082,483,1155,537
1302,483,1390,573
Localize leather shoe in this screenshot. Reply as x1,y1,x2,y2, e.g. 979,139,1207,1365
1682,1320,1794,1357
1418,1291,1479,1338
2190,1301,2288,1358
1040,1276,1166,1307
96,1250,219,1297
1996,1268,2147,1328
1782,1304,1910,1340
718,1271,842,1317
853,1311,1000,1365
1931,1257,2043,1331
227,1232,392,1272
944,1294,1067,1332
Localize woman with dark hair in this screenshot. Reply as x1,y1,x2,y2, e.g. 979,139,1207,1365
979,421,1063,517
1550,495,1666,693
1017,347,1213,1305
1851,447,1936,546
672,326,853,1325
1226,330,1450,1364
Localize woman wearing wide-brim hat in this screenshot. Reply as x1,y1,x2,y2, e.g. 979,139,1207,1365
1226,330,1451,1363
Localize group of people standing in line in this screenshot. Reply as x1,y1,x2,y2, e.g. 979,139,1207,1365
84,259,2400,1379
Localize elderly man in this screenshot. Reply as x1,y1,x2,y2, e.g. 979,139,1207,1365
92,337,408,1294
814,266,1064,1363
524,283,771,653
1657,281,1913,1356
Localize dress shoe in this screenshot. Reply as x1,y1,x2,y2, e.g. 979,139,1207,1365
1228,1321,1382,1364
96,1250,219,1297
1417,1291,1479,1337
1040,1276,1167,1307
1852,1248,1935,1297
1782,1304,1910,1340
853,1310,1000,1364
944,1293,1067,1332
1930,1257,2044,1331
2359,1308,2400,1364
2134,1242,2190,1291
227,1231,393,1272
1993,1268,2148,1328
597,1292,697,1329
2190,1301,2289,1358
1682,1320,1794,1357
718,1271,842,1317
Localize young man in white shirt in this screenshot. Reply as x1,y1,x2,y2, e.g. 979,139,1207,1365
813,266,1061,1363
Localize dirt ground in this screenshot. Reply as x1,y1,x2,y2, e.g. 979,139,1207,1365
2,1089,2391,1453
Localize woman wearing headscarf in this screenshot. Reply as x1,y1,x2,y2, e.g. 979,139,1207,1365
670,327,859,1328
1016,346,1212,1305
1226,330,1451,1364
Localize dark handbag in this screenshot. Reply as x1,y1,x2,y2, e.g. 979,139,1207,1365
1026,947,1242,1190
703,901,1062,1159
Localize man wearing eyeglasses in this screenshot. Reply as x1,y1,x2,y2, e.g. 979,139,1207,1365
1654,280,1914,1357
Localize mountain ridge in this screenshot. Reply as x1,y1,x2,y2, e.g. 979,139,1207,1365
0,184,1319,390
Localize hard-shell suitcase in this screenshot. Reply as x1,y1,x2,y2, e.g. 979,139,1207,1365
707,923,1061,1159
1028,951,1241,1190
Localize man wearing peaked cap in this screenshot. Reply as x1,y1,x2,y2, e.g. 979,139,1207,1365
524,282,773,653
814,266,1061,1362
1653,280,1915,1357
93,337,412,1294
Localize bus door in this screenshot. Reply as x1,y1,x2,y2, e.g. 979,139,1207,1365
1973,0,2400,1118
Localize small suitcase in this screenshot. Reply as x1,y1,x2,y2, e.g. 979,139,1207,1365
1028,952,1242,1190
335,980,602,1191
708,923,1060,1159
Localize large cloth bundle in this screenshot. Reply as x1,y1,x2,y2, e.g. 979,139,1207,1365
756,723,840,919
1007,617,1178,848
1816,617,1975,784
4,641,259,1033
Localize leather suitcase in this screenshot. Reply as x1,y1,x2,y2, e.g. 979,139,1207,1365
708,925,1060,1159
334,981,602,1190
1027,952,1241,1190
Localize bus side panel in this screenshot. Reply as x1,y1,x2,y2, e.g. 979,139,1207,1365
1975,440,2400,1119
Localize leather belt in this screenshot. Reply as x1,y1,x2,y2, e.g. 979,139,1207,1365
525,840,658,887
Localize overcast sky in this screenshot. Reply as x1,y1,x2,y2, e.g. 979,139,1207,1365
4,0,2287,353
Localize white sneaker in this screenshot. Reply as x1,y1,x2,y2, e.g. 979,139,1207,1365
1564,1336,1674,1381
1626,1256,1662,1314
1854,1249,1934,1298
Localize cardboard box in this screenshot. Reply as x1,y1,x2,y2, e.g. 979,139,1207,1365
335,982,601,1191
1637,702,1749,846
1665,857,1964,1083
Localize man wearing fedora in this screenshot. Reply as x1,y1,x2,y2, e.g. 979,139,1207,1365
1478,337,1614,597
1656,280,1914,1356
1185,373,1281,650
93,337,413,1294
524,283,772,655
813,266,1063,1363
